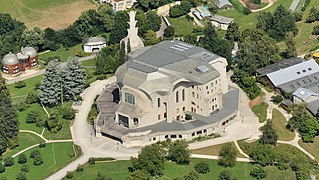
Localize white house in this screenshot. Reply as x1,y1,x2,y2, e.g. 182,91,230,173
83,37,107,53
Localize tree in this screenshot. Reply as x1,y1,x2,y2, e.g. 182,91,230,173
183,34,197,45
97,4,115,32
130,144,166,176
137,11,161,37
26,92,38,104
250,166,267,179
231,69,261,99
18,154,27,164
167,140,191,164
194,161,210,174
218,143,236,167
59,25,82,48
225,22,240,42
249,144,276,166
30,150,40,158
143,30,160,46
66,171,74,179
126,170,149,180
110,11,129,44
26,110,40,123
95,172,112,180
184,171,198,180
20,164,29,173
16,172,26,180
3,157,14,167
0,76,19,155
306,7,319,23
200,24,232,64
259,120,278,145
39,59,63,106
21,26,44,50
283,33,297,58
62,108,76,120
73,9,105,38
95,45,125,75
63,58,87,101
33,154,43,166
237,29,280,74
164,26,175,37
218,170,231,180
44,56,61,65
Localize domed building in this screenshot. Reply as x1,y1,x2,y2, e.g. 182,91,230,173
2,53,20,74
2,47,38,75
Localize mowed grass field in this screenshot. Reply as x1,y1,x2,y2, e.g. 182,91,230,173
0,0,97,29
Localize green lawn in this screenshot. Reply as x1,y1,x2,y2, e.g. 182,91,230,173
166,16,200,36
191,142,246,158
298,136,319,160
8,75,43,98
1,142,77,180
2,132,44,158
271,109,295,141
38,44,87,62
15,103,47,134
80,58,97,67
252,102,269,123
71,158,294,180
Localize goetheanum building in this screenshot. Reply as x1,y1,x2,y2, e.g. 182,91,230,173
95,40,240,147
2,47,38,75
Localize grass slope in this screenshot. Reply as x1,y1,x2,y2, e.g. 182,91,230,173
191,142,246,158
252,102,268,123
298,136,319,160
167,16,199,36
0,0,96,29
271,109,295,141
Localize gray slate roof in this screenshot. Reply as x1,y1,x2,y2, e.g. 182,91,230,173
256,57,304,76
21,47,37,58
210,15,234,24
293,87,318,101
116,41,222,92
217,0,233,8
2,53,19,65
307,100,319,115
83,37,106,46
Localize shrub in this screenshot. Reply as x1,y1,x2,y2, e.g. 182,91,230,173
219,170,231,180
34,82,41,90
21,164,29,173
26,93,38,104
30,150,40,158
164,26,175,37
3,157,14,167
44,56,61,65
33,155,43,166
167,140,191,165
18,154,27,164
184,171,198,180
312,25,319,35
0,164,5,173
62,108,76,120
26,110,40,123
243,7,251,15
271,95,283,104
194,161,210,174
16,102,29,112
36,117,45,127
39,142,46,148
88,157,96,164
14,81,26,89
185,114,192,120
218,144,237,167
16,172,26,180
66,171,74,179
250,166,267,179
76,164,84,172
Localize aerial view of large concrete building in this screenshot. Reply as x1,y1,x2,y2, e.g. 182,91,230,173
2,47,38,75
95,40,240,147
99,0,136,12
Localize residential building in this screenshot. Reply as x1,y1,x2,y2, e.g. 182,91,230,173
100,0,136,12
210,15,234,30
195,6,212,18
216,0,233,9
94,40,240,147
2,47,38,75
83,37,107,53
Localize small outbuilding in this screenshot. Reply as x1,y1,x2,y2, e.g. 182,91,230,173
217,0,233,9
196,6,211,18
83,37,107,53
210,15,234,30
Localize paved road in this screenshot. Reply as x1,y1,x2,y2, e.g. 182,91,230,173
191,154,251,162
46,77,140,180
6,54,97,85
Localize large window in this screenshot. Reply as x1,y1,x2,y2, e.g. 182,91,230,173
125,93,135,105
157,98,161,108
176,91,179,103
182,89,185,101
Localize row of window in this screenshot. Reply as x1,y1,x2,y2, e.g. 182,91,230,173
176,89,185,103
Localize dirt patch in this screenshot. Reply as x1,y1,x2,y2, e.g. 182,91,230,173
241,0,269,10
26,0,97,30
249,95,262,108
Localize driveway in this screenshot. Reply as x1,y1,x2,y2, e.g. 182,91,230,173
6,54,97,85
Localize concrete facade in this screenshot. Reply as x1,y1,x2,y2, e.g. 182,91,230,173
100,0,136,12
95,41,240,147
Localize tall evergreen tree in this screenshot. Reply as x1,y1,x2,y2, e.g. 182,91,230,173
63,58,87,101
39,59,63,106
225,22,240,42
0,76,19,155
259,120,278,145
283,33,297,58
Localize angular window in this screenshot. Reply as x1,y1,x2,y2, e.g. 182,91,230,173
157,98,161,108
182,89,185,101
125,93,135,105
176,91,179,103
